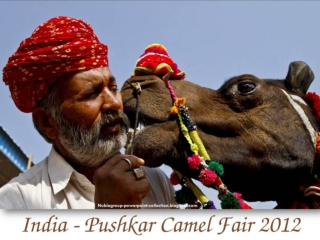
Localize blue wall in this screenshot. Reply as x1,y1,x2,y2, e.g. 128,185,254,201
0,126,28,172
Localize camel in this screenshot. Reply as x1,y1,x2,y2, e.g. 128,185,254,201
121,45,320,209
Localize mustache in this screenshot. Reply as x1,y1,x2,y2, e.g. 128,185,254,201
97,111,130,132
57,110,130,143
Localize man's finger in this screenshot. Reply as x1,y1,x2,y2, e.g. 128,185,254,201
103,154,144,171
133,178,151,200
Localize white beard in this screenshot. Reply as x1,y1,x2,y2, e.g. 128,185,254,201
56,111,129,167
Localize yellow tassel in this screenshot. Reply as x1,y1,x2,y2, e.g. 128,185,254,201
189,130,210,160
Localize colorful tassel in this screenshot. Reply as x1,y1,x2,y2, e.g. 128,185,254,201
208,161,224,177
175,186,197,204
199,169,217,186
233,192,245,209
203,200,216,209
220,192,241,209
188,154,201,169
170,172,181,185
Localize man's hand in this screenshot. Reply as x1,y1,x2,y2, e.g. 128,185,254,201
93,154,150,209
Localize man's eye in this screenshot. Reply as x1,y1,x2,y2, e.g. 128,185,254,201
85,91,99,99
109,86,119,92
84,89,99,99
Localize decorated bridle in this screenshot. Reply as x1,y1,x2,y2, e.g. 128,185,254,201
159,70,253,209
126,43,253,209
126,43,320,209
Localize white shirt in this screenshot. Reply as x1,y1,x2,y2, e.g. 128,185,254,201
0,147,177,209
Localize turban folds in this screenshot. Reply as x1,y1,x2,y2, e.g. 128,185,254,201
2,16,108,113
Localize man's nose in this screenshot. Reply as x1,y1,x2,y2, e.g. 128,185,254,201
101,88,122,112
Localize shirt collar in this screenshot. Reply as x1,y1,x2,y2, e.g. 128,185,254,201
48,146,76,195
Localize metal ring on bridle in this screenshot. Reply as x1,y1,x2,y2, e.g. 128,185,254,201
122,158,132,171
133,168,144,180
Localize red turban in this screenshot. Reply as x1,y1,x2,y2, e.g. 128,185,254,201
2,16,108,113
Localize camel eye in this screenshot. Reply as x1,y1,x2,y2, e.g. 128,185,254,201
237,81,256,95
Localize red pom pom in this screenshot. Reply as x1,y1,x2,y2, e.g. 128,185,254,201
170,172,180,185
233,192,253,209
233,192,245,209
199,169,217,186
188,154,201,169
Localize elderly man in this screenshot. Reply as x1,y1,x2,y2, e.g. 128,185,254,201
0,16,176,209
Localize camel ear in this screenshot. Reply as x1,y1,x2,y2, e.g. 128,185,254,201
285,61,314,95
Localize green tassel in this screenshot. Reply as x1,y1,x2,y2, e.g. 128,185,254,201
175,186,196,204
208,161,224,177
220,192,240,209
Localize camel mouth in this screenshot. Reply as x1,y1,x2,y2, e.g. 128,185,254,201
124,103,176,129
126,113,158,129
128,122,145,133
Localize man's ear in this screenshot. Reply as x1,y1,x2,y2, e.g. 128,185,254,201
32,107,58,141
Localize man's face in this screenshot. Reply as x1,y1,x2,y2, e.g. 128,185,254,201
52,67,129,167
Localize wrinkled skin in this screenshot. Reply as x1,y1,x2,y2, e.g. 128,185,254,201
121,61,319,207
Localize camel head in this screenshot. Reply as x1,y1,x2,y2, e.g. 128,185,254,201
121,44,320,208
